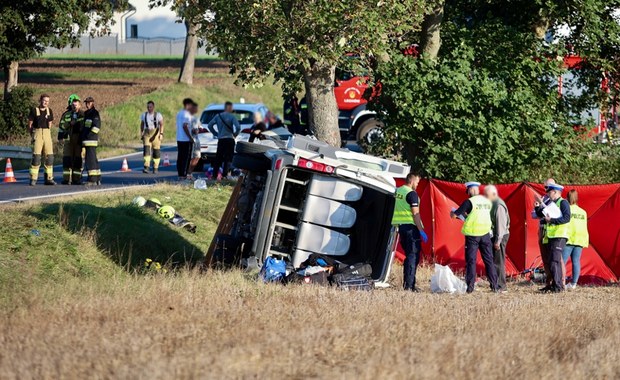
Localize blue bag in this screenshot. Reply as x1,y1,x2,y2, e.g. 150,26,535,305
260,257,286,283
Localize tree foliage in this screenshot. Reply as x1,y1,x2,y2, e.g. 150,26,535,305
368,0,620,183
0,0,127,97
197,0,429,146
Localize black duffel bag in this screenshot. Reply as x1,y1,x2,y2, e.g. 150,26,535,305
332,273,374,291
337,263,372,278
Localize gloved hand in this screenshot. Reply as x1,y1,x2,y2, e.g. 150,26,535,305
420,230,429,243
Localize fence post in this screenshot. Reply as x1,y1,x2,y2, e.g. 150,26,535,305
170,40,173,56
143,39,146,56
116,36,119,54
88,36,92,54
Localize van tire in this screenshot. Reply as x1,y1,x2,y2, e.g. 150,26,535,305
236,141,272,155
233,153,270,172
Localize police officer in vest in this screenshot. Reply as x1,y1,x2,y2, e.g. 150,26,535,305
392,172,429,291
535,183,571,292
81,97,101,185
451,182,499,293
140,100,164,173
58,94,85,185
27,94,55,186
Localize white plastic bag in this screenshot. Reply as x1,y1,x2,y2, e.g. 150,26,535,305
430,264,467,294
194,178,207,190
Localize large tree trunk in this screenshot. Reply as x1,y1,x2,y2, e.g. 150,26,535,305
420,2,444,60
303,63,341,147
178,20,199,85
3,61,19,100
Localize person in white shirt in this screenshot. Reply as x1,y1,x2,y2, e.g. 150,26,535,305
187,102,206,179
140,101,164,174
175,98,194,180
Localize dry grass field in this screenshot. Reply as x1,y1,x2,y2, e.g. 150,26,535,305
2,266,620,379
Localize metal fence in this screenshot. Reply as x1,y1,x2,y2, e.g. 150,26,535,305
45,35,215,56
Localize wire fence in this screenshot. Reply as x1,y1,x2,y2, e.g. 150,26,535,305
45,34,216,56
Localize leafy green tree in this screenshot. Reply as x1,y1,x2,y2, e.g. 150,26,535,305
0,0,127,99
369,0,620,183
199,0,428,146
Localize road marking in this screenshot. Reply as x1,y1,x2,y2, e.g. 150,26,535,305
0,183,157,205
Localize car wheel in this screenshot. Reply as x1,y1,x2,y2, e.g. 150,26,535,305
356,119,385,146
232,153,271,172
236,141,273,155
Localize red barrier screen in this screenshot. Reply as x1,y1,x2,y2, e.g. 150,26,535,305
394,180,620,285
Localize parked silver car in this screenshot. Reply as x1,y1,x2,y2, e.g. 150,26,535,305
214,135,410,286
198,103,291,163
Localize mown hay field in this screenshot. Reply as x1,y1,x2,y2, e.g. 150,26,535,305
1,185,619,379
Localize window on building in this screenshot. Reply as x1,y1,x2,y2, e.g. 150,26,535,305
130,24,138,39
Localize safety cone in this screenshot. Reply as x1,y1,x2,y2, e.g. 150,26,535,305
2,158,17,183
120,158,131,172
163,153,171,167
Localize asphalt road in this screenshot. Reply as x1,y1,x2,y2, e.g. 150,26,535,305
0,140,362,204
0,146,181,204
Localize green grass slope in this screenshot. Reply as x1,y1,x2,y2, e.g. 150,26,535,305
0,183,232,306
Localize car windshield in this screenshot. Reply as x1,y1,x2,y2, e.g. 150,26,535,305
200,110,254,125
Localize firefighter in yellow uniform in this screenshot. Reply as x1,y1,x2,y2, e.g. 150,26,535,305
27,94,55,186
58,94,85,185
82,97,101,185
451,181,499,293
140,100,164,173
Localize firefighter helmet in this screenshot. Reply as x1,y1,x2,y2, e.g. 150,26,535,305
67,94,80,106
158,205,175,219
132,196,147,207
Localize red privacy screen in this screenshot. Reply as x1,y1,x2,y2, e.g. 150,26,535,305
394,180,620,285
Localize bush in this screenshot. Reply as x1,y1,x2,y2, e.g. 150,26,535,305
0,86,36,140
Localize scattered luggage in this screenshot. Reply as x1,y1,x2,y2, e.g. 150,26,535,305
260,257,287,283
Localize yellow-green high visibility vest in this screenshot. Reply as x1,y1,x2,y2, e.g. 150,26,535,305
392,185,414,225
567,204,589,247
461,195,492,237
546,198,570,239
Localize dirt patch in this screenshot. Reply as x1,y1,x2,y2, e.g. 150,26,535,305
17,58,231,111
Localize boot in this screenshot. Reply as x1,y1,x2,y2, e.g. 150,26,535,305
29,179,37,186
143,166,149,173
44,179,56,186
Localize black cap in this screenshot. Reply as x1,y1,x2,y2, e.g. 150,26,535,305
84,96,95,103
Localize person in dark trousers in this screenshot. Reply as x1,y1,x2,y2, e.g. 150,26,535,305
283,95,301,134
58,95,85,185
451,182,499,293
532,178,559,289
27,94,55,186
207,101,240,179
535,183,571,293
392,172,428,291
81,97,101,185
484,185,510,292
563,189,589,290
175,98,195,180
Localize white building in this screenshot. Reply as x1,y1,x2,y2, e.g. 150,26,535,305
110,0,187,41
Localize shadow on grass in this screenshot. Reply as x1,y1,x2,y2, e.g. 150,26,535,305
29,202,204,271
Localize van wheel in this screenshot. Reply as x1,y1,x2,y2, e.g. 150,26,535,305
236,141,272,155
356,119,385,146
233,153,270,172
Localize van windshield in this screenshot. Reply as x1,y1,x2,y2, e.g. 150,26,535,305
200,110,254,125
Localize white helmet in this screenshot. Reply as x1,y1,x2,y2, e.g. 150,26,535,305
132,196,147,207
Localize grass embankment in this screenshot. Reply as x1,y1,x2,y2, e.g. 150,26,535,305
0,183,231,305
100,82,283,152
1,56,284,170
